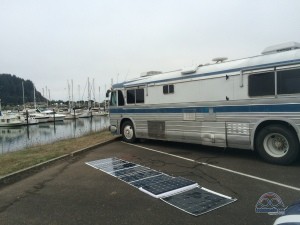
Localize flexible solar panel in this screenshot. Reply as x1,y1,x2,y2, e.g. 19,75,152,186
161,187,237,216
130,174,172,188
86,158,127,170
119,169,162,183
100,162,137,173
109,165,149,177
140,177,199,198
86,157,237,216
95,159,127,167
86,157,120,166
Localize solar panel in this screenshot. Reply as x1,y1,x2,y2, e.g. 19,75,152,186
161,187,237,216
98,162,137,173
109,165,149,177
140,177,199,198
86,157,120,166
131,174,172,188
95,159,127,167
119,169,162,183
86,157,237,216
86,158,127,170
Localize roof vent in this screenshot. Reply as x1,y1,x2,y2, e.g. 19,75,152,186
140,71,162,77
181,66,198,75
262,42,300,55
212,57,228,63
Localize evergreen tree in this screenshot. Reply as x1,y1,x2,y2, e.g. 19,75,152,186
0,74,47,106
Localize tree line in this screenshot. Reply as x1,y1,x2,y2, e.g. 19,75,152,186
0,74,47,106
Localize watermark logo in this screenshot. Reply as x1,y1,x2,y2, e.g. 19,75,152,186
255,192,285,215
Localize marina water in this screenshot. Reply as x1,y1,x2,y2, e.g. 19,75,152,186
0,116,109,154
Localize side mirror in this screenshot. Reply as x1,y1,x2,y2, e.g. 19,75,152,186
106,90,111,98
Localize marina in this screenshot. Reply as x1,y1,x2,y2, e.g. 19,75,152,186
0,116,109,154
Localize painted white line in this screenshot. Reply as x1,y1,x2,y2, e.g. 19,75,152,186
123,142,300,192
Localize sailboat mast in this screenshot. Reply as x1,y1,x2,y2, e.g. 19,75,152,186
93,78,96,108
67,80,71,110
87,77,90,109
71,79,74,108
34,86,36,109
46,86,48,107
98,86,100,108
22,82,25,110
78,85,81,107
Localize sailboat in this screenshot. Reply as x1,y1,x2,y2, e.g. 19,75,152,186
78,78,92,118
19,82,39,125
64,80,82,119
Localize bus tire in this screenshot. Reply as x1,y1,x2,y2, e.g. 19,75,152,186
121,121,136,143
255,124,299,165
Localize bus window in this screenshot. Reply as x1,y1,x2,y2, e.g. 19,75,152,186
126,89,144,104
248,72,275,97
118,90,125,106
277,68,300,94
110,91,117,106
163,84,174,94
136,89,144,103
127,90,135,104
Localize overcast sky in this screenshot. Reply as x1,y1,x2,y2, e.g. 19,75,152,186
1,0,300,102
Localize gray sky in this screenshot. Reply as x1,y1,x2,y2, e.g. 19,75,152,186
1,0,300,102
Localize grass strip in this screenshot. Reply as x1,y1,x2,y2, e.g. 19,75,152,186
0,131,114,177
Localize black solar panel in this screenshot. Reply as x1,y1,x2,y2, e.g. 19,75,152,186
131,174,172,188
86,157,236,216
99,162,137,173
119,169,162,183
140,177,198,198
110,165,149,177
86,158,127,170
162,187,237,216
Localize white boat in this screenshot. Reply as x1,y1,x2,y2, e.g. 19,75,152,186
0,101,23,127
30,113,49,123
0,113,24,127
41,110,66,122
18,110,40,125
90,108,104,116
78,109,92,118
23,115,39,125
65,111,82,119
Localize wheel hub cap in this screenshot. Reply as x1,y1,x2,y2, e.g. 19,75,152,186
124,125,133,139
263,133,289,158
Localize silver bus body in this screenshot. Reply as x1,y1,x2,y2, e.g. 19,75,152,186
108,42,300,164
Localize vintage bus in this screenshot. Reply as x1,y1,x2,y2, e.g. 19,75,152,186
107,42,300,165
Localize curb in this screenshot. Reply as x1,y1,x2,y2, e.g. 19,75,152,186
0,136,120,188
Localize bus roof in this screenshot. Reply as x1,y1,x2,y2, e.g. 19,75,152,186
112,46,300,89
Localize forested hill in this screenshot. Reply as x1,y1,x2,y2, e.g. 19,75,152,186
0,74,47,106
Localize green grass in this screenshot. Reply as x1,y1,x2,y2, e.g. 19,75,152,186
0,131,114,177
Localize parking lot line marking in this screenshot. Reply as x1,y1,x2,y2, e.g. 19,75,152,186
124,142,300,192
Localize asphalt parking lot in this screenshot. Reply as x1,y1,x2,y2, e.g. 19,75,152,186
0,139,299,225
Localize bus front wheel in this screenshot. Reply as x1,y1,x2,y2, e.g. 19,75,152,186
255,124,299,165
121,121,136,143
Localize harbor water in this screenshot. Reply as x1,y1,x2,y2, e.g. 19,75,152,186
0,116,110,154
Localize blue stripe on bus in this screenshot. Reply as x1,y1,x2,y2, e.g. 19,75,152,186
110,107,209,114
109,104,300,114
